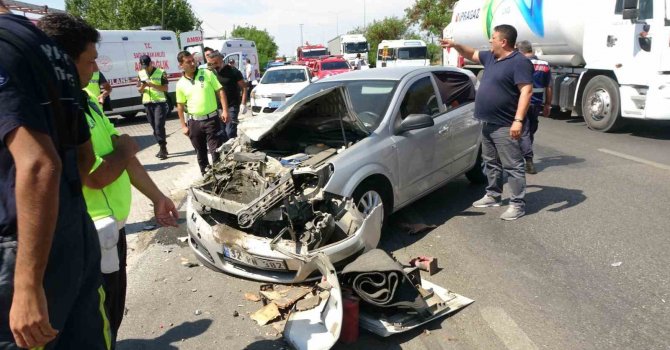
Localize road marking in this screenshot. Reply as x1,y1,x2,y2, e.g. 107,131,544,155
598,148,670,171
480,307,538,350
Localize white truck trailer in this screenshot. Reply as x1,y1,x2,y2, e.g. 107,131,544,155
327,34,369,67
443,0,670,132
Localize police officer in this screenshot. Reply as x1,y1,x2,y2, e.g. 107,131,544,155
175,50,229,175
138,55,170,159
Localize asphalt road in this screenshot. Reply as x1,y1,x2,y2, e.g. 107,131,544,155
116,114,670,350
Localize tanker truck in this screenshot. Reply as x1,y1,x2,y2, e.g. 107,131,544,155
443,0,670,132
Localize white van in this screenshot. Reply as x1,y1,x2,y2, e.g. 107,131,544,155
376,39,429,68
203,37,260,81
96,30,181,118
179,30,205,65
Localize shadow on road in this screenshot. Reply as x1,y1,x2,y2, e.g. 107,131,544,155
525,184,587,215
535,154,586,172
117,319,212,350
243,338,291,349
380,178,485,251
144,161,189,172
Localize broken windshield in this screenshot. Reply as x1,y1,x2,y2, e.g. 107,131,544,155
275,80,397,131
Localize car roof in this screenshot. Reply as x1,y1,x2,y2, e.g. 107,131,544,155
318,66,470,82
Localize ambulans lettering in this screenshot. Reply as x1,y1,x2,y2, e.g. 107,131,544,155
133,51,166,59
186,36,202,43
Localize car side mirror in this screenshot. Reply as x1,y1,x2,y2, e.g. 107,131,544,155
398,114,434,133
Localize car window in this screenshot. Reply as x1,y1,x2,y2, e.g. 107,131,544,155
397,47,427,60
432,71,476,111
261,69,307,84
399,76,439,120
322,61,350,70
275,80,398,131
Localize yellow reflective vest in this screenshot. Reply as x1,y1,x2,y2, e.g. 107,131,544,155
85,71,101,98
138,67,167,103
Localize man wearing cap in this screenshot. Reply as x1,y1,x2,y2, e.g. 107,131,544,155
176,50,229,175
206,51,247,140
137,55,170,159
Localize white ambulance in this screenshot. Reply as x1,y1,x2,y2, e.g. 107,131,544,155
203,37,260,81
96,30,181,118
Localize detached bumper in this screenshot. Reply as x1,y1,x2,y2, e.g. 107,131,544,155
186,194,383,283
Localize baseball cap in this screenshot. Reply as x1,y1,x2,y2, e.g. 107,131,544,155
139,55,152,68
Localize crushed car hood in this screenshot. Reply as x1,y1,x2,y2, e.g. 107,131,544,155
240,85,370,142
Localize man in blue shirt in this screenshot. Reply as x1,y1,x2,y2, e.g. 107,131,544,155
0,3,110,349
441,24,533,220
516,40,553,174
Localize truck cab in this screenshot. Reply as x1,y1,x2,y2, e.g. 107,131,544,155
377,40,429,68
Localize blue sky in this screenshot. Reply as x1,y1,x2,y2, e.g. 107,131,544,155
23,0,416,56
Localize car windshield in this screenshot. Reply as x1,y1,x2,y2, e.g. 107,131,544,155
260,69,307,84
302,49,328,58
398,47,427,60
275,80,398,131
321,61,350,70
344,42,368,53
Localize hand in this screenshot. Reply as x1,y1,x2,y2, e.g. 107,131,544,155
240,104,247,114
220,110,229,123
439,38,455,48
181,125,189,136
114,134,139,159
510,121,523,140
10,286,59,349
153,195,179,228
543,105,551,118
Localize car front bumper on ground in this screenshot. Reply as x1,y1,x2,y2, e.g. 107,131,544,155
186,191,383,283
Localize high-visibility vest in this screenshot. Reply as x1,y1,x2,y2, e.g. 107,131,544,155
85,71,101,98
138,67,167,103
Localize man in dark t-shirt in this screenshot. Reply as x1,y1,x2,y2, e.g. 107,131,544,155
206,51,247,140
441,24,533,221
0,5,110,350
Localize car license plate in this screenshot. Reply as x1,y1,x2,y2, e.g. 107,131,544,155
268,101,282,109
222,245,287,270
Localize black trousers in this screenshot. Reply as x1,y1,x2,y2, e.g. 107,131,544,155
102,228,127,347
144,102,168,146
188,116,222,174
0,214,111,349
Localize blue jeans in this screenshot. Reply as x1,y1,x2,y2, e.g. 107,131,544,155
224,106,239,140
520,104,540,160
481,122,526,207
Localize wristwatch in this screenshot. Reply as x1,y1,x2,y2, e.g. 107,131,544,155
513,118,524,123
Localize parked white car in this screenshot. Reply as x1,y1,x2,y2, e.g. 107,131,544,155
250,65,312,114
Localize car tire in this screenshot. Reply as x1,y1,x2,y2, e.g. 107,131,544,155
465,148,487,184
352,180,390,223
581,76,626,132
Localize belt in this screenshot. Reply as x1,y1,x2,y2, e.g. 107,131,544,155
187,110,218,121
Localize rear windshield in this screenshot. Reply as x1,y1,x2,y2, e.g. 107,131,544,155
261,69,307,84
322,61,350,70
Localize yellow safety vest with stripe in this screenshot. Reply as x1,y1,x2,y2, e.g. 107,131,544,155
138,67,167,103
85,71,101,98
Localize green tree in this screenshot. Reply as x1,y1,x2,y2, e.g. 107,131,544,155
231,25,278,72
363,16,409,66
66,0,200,33
405,0,457,37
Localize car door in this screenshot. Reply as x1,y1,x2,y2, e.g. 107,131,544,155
389,74,443,206
431,70,479,180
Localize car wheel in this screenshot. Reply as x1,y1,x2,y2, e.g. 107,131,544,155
581,76,625,132
465,148,487,184
352,182,388,221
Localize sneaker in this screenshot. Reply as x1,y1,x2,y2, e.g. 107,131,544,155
472,195,502,208
525,159,537,174
500,205,525,221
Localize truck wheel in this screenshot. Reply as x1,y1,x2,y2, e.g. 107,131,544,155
465,148,487,184
581,76,625,132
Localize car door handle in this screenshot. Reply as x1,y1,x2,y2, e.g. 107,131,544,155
438,126,449,135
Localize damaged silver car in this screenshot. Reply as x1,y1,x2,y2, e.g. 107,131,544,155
187,66,483,283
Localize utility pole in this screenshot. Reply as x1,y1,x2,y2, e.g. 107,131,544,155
364,0,366,30
299,23,304,46
161,0,165,29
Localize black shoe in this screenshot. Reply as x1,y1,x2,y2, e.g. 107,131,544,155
525,159,537,174
157,145,168,160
